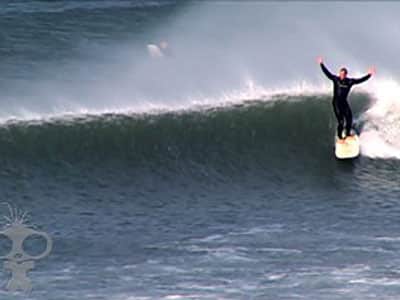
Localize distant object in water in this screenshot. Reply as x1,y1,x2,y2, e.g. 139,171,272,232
147,41,171,58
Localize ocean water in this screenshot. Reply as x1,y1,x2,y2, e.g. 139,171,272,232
0,1,400,299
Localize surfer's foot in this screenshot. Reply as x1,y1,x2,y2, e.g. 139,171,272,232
346,128,356,136
337,139,346,144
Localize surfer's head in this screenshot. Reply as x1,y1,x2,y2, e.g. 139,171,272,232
339,67,348,80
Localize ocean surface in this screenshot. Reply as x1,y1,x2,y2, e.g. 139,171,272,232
1,1,400,299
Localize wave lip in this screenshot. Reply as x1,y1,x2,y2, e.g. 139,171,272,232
0,80,328,125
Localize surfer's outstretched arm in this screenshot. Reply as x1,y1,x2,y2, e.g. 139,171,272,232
352,67,375,84
320,62,335,80
352,74,371,85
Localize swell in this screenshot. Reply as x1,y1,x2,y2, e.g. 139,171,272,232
0,94,371,167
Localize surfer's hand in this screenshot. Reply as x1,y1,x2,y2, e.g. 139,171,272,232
368,67,376,76
317,56,323,64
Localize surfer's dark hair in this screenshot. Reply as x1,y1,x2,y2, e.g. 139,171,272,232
340,67,348,74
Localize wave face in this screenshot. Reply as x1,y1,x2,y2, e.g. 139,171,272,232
0,94,372,165
4,88,400,166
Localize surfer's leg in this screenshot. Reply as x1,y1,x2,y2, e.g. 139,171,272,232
337,120,344,139
332,100,344,139
343,103,353,136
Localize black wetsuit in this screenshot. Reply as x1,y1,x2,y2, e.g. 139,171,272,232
320,63,371,138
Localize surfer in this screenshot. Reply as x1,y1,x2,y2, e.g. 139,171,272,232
317,57,375,140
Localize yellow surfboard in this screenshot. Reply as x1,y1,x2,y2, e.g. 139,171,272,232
335,135,360,159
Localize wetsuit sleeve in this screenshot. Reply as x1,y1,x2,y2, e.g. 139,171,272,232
320,63,335,80
351,74,371,85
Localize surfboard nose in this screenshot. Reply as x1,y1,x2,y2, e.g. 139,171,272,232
335,135,360,159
